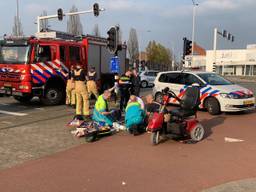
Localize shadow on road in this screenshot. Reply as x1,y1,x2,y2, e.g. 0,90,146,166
201,116,226,139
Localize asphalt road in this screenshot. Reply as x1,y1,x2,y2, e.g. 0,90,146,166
0,83,255,192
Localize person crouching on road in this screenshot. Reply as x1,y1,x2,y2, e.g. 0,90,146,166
125,95,146,135
119,70,132,112
93,90,121,126
66,65,76,108
87,66,99,99
74,63,90,119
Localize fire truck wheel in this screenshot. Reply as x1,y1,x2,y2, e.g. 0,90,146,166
41,87,64,105
13,95,33,103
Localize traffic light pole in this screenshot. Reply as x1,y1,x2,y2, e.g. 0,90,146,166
212,27,235,74
213,28,218,72
191,2,198,67
37,7,105,32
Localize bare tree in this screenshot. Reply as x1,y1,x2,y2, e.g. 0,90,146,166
127,28,139,64
92,24,100,37
40,10,49,31
67,5,83,36
12,16,23,36
116,24,122,44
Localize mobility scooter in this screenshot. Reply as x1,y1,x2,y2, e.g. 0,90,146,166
147,85,205,145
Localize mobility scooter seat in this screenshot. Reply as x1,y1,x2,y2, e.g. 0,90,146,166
170,86,200,119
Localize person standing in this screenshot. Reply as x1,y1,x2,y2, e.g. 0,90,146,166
73,63,89,117
119,70,132,112
87,66,99,99
66,65,76,108
131,69,141,97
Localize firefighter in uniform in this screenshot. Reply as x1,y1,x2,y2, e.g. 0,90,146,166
73,63,90,117
66,65,76,107
87,66,99,99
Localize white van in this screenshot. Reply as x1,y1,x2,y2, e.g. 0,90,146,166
153,71,255,115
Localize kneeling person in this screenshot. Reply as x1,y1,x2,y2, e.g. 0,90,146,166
125,96,146,135
93,90,120,126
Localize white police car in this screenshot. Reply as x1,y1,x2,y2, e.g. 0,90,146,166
153,71,255,115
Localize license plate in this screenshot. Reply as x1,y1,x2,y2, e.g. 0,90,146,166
244,100,254,105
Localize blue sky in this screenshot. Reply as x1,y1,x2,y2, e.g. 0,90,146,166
0,0,256,59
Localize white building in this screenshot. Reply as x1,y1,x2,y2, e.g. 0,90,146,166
188,44,256,76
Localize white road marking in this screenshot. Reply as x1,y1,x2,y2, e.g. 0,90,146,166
0,110,28,116
224,137,244,143
35,108,44,110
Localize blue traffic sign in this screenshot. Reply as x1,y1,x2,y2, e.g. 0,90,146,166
110,56,120,73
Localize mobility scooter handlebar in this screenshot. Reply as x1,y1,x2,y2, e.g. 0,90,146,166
162,87,181,102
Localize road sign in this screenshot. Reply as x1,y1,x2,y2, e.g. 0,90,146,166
110,56,120,73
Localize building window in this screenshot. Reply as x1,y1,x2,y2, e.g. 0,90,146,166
245,65,250,76
253,66,256,76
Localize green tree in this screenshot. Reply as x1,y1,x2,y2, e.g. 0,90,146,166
146,41,173,70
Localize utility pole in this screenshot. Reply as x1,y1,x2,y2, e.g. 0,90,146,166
191,0,198,67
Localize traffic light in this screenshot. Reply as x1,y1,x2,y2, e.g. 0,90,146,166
212,63,216,73
93,3,100,17
107,27,118,54
183,38,192,58
57,8,63,21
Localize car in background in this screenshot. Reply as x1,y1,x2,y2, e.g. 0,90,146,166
153,71,255,115
140,70,159,88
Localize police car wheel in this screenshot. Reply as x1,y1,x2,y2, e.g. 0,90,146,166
41,87,63,105
206,97,221,115
141,81,148,88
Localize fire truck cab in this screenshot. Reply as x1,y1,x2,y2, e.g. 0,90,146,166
0,31,127,105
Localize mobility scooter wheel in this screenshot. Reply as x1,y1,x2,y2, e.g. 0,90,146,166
190,123,205,142
151,131,160,145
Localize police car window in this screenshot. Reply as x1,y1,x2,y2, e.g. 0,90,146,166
183,74,202,85
69,46,80,62
167,73,183,84
159,74,167,83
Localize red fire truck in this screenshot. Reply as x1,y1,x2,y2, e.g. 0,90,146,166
0,31,127,105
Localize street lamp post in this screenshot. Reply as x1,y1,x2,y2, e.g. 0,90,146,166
191,0,198,66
